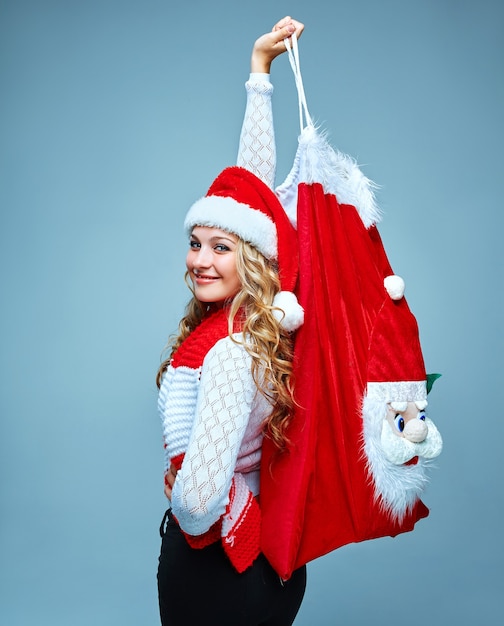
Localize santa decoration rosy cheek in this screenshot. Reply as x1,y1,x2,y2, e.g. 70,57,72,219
361,275,443,522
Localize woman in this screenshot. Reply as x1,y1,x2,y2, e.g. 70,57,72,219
156,17,307,626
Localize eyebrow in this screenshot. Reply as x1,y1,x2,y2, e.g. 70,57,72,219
190,234,237,244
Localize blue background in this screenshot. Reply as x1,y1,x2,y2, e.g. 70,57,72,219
1,1,502,624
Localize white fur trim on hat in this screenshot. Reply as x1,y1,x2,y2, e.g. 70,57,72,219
366,381,427,403
184,196,278,260
272,291,304,332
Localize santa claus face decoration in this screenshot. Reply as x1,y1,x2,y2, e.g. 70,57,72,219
362,394,443,521
381,401,443,466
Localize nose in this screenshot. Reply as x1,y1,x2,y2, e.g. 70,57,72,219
192,245,212,268
403,418,428,443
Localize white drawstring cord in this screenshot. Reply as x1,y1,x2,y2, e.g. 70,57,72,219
284,32,313,133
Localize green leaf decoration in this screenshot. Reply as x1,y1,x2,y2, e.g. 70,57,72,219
426,373,442,394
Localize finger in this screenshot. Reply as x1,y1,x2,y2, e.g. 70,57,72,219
273,16,304,35
269,24,296,46
290,19,305,38
272,15,292,32
283,19,304,41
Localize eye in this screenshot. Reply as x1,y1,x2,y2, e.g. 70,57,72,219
418,411,426,421
189,240,200,249
394,414,405,433
214,243,231,252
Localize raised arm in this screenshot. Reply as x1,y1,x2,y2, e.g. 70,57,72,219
237,17,304,188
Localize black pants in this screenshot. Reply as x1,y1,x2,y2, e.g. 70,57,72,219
157,510,306,626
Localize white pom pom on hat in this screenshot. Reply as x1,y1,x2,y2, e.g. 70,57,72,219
272,291,305,332
184,166,304,331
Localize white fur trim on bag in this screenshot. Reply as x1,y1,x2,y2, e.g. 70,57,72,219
276,125,382,229
272,291,304,332
184,195,278,260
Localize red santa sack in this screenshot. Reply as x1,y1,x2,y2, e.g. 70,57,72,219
260,35,442,580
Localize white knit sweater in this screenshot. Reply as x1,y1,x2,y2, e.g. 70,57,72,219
159,75,276,537
158,334,271,535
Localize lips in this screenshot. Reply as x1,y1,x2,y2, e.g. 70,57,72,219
193,273,219,283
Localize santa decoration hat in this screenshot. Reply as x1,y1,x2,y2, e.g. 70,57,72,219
184,166,304,331
365,275,427,404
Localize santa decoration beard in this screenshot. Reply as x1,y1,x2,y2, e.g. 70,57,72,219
362,394,442,521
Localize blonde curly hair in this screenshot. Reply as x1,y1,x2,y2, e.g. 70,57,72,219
156,238,295,451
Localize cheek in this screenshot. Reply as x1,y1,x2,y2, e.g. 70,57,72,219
220,255,238,280
227,263,241,289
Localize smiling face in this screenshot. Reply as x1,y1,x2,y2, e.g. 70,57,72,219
186,226,242,304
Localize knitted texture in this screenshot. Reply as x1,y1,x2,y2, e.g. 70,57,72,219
237,77,276,189
159,308,265,572
222,474,262,573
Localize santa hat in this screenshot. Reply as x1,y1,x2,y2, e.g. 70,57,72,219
365,275,427,404
184,166,304,331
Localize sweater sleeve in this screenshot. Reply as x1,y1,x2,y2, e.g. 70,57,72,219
170,337,257,535
237,73,276,189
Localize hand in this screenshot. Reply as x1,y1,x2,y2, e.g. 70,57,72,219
251,16,304,73
163,463,178,501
